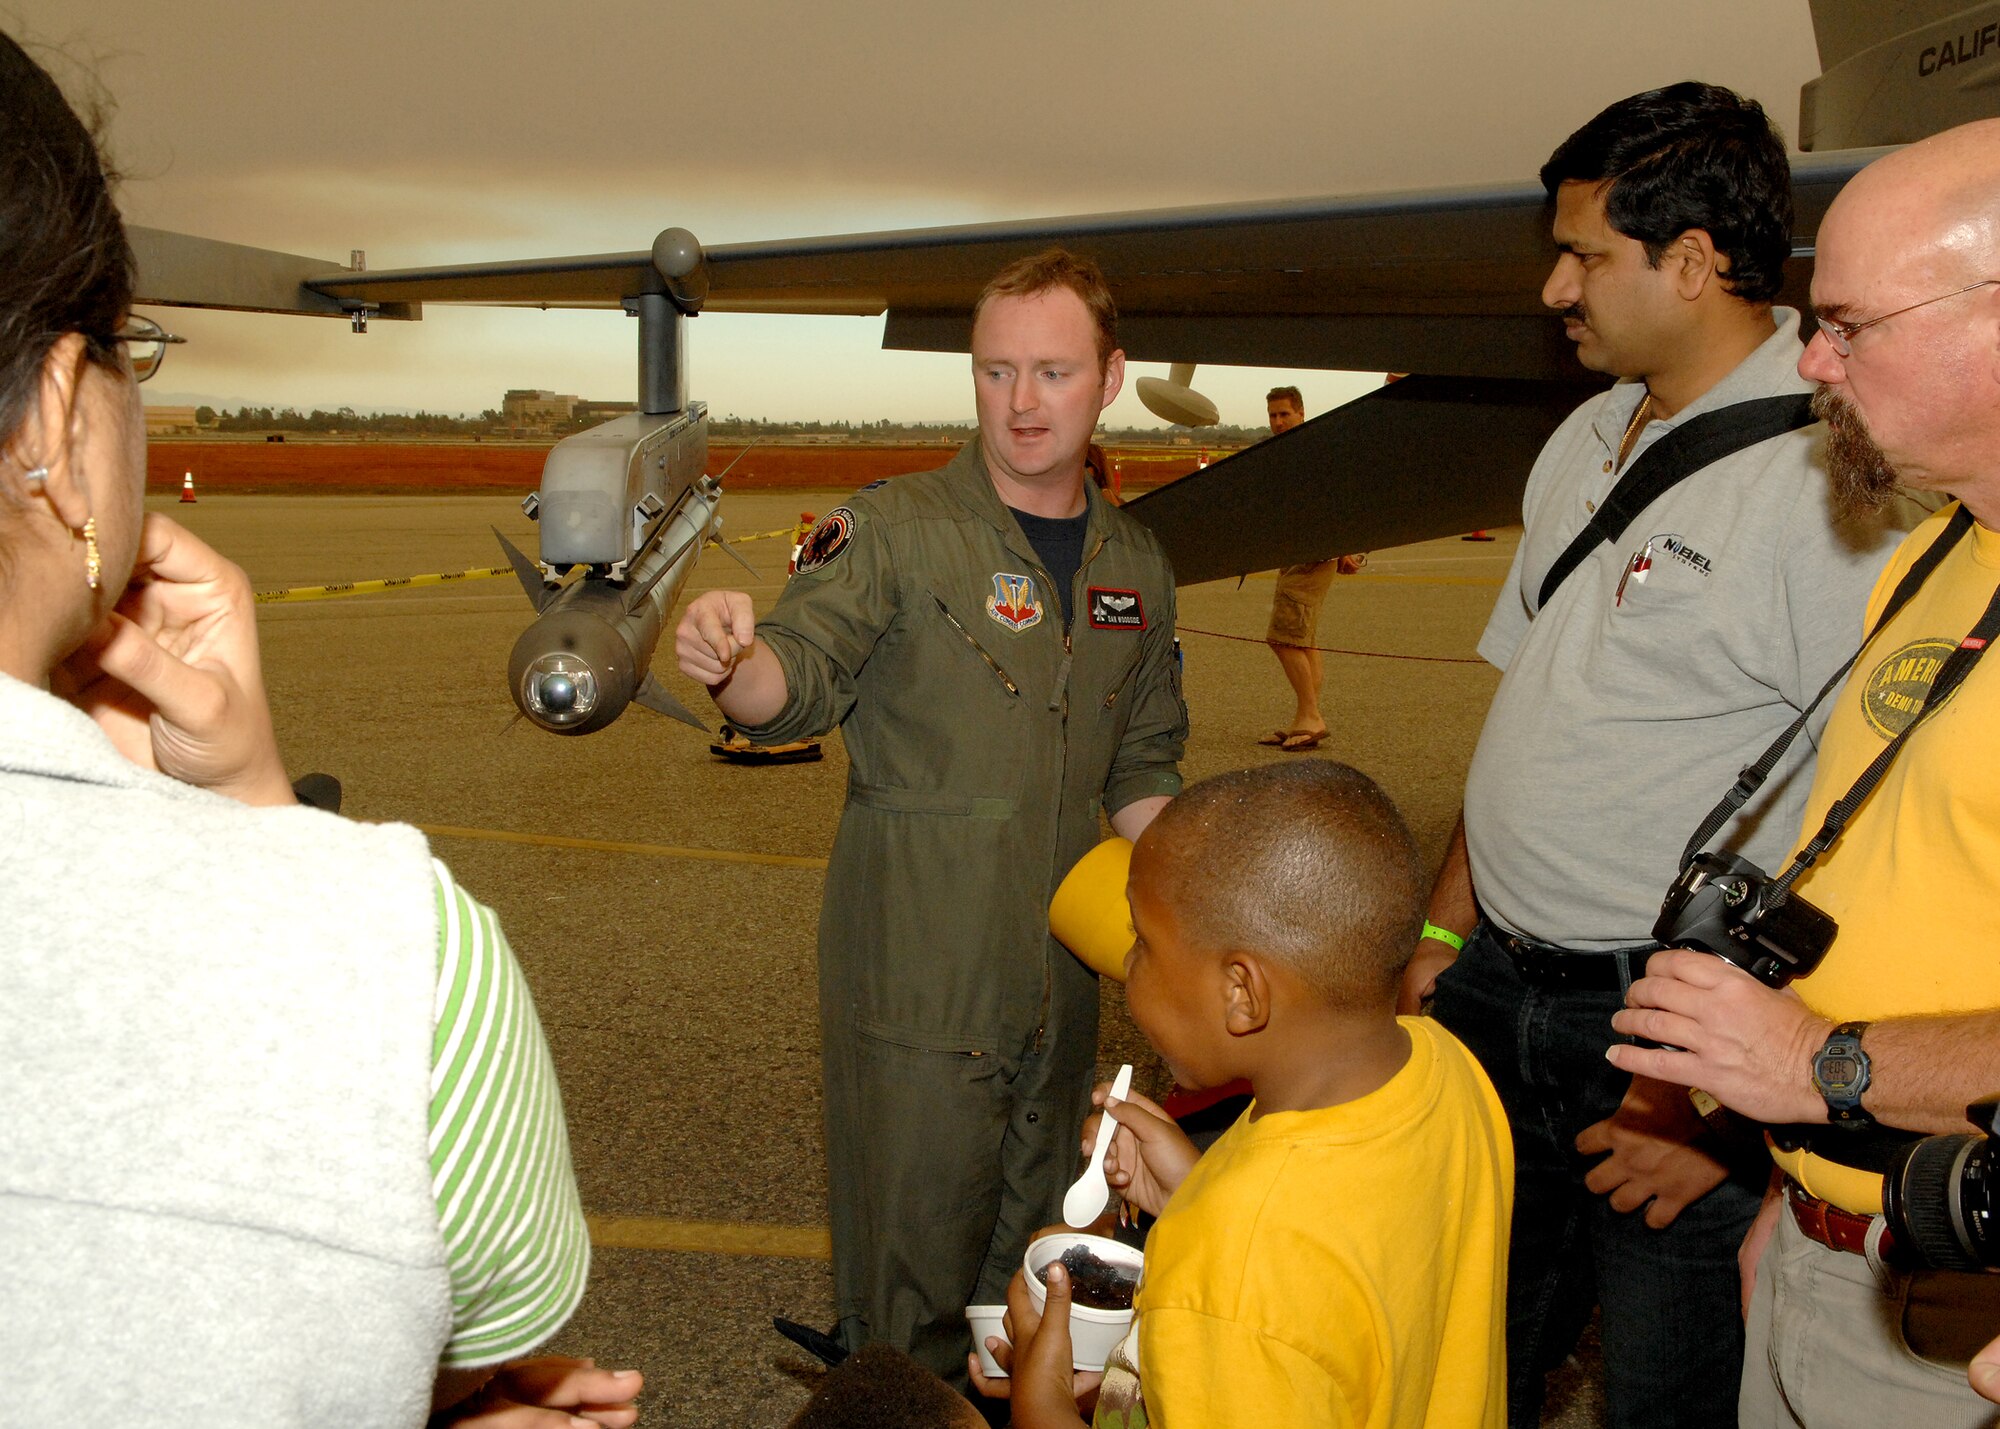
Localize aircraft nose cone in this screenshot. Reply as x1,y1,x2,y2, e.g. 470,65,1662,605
538,672,578,713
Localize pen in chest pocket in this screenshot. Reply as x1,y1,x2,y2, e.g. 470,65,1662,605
1615,538,1655,607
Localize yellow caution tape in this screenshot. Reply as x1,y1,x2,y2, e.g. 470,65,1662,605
254,525,803,604
724,525,801,544
254,566,513,604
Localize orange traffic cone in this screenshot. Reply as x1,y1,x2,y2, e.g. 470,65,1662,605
788,512,816,575
179,471,196,503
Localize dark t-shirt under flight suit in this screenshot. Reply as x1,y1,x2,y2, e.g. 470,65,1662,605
734,437,1185,1380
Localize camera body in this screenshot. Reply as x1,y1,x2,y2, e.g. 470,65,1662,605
1882,1096,2000,1273
1652,851,1838,988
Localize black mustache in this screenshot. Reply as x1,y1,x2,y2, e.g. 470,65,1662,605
1557,304,1586,324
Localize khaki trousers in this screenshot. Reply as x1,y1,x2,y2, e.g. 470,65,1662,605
1742,1205,2000,1427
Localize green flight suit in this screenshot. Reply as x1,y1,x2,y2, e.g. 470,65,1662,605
734,439,1186,1381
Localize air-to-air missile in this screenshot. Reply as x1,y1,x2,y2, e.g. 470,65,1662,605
496,228,746,735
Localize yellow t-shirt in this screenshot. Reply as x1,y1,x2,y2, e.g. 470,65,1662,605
1775,505,2000,1210
1122,1018,1511,1429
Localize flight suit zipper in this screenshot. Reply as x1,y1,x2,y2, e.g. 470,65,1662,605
1030,533,1108,1055
929,593,1019,696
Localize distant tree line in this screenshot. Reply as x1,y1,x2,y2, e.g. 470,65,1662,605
208,406,501,436
197,406,1260,443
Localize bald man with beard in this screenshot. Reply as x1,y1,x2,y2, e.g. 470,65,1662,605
1609,120,2000,1426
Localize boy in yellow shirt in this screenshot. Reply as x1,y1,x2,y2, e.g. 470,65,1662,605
987,761,1511,1428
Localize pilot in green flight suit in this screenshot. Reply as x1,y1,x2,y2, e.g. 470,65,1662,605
733,435,1184,1378
675,256,1184,1382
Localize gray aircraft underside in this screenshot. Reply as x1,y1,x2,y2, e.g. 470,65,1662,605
123,0,2000,731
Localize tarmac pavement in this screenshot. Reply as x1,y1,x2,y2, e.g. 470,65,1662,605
148,487,1606,1427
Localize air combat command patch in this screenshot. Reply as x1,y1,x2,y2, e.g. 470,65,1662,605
987,573,1044,632
793,507,856,574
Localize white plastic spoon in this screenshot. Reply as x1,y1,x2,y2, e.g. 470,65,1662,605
1062,1063,1134,1228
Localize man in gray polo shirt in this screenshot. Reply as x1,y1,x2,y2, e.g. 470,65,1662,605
1401,84,1910,1429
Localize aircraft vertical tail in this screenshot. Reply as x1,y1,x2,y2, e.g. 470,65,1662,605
1801,0,2000,149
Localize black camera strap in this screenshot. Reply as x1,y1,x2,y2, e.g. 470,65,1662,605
1536,393,1816,612
1679,503,1992,895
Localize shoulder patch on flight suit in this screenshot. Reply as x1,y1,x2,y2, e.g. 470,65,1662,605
986,573,1044,632
794,507,856,574
1087,587,1145,631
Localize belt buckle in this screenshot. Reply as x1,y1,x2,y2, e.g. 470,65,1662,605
1504,935,1568,988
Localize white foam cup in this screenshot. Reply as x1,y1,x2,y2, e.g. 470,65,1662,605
1022,1231,1144,1373
966,1303,1010,1378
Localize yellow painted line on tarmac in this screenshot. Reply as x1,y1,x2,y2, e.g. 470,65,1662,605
420,823,828,870
587,1214,832,1260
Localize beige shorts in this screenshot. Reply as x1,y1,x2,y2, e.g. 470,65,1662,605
1266,560,1339,646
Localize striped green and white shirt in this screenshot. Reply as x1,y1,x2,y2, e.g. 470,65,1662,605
429,862,590,1367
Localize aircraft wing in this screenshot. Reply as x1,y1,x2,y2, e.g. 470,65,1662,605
145,148,1879,380
129,148,1886,579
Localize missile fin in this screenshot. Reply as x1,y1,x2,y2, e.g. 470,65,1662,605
634,673,712,731
494,527,555,611
715,534,761,579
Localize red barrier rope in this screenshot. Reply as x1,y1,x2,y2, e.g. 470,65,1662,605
1175,623,1487,666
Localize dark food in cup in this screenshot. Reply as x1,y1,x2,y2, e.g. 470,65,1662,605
1038,1243,1139,1311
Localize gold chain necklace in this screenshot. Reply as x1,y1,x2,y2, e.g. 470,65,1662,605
1615,391,1654,472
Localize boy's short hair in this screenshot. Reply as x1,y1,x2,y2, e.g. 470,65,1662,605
1146,761,1424,1003
784,1345,984,1429
1266,385,1304,410
973,247,1118,371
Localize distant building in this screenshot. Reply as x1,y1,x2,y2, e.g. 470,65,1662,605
502,389,577,431
144,406,199,437
500,390,642,434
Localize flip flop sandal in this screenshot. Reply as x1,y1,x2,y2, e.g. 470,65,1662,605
1256,729,1293,746
1279,730,1327,752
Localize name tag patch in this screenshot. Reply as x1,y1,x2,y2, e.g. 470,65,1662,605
1088,587,1146,630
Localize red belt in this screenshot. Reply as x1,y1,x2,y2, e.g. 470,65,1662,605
1786,1179,1895,1259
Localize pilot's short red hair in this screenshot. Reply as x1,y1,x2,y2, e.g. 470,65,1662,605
973,248,1119,372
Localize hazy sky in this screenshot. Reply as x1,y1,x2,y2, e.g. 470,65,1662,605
11,1,1825,425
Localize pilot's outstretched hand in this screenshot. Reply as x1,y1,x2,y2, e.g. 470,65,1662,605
675,590,758,686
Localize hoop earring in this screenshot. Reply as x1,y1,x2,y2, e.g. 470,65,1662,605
83,517,100,591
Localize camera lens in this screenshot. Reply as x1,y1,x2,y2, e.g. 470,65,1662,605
1884,1133,2000,1272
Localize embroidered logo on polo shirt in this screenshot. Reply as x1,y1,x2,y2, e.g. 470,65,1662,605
1860,637,1961,739
1087,587,1145,630
1650,533,1714,577
987,573,1044,632
793,507,856,574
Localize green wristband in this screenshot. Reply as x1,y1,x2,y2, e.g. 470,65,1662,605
1421,921,1466,951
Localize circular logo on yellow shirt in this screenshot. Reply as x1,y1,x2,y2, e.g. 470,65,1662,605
1860,637,1961,739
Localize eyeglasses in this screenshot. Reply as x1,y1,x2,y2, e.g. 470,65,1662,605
111,315,187,384
1814,279,2000,358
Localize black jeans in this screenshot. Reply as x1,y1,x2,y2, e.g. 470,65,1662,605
1432,926,1764,1429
